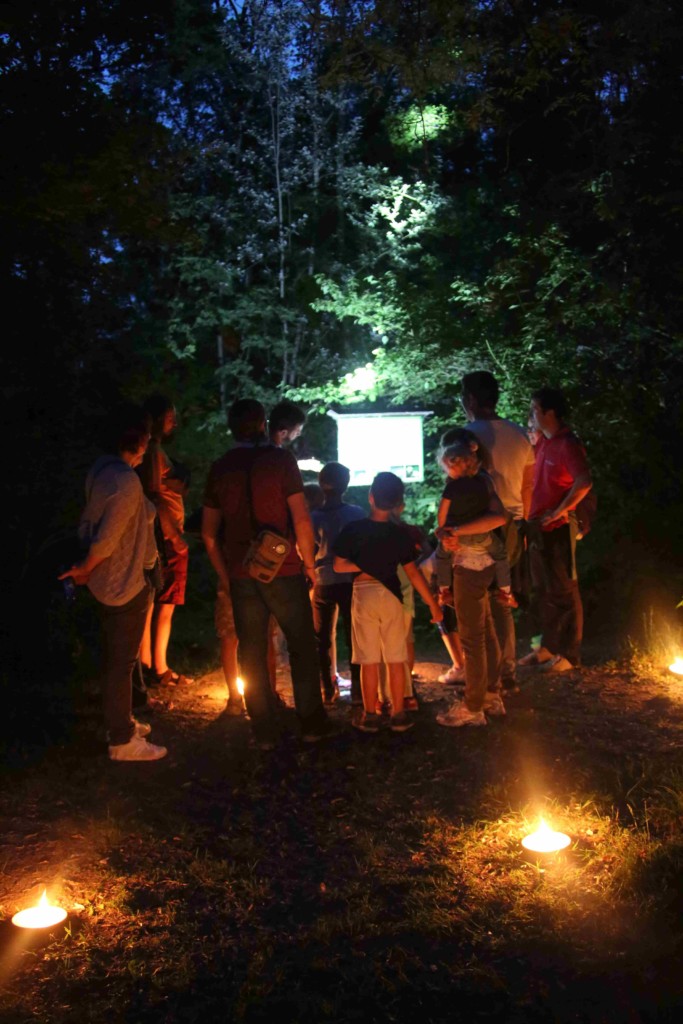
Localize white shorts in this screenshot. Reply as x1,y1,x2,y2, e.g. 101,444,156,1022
351,580,407,665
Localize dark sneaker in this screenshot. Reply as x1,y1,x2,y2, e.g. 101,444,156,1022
390,711,414,733
436,702,486,728
302,719,340,743
483,692,506,717
352,711,380,734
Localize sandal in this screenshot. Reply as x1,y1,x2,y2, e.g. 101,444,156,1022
155,669,195,687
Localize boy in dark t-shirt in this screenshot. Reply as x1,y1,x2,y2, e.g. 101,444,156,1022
333,472,442,734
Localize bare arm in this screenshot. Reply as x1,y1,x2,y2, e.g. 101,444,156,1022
541,473,593,527
287,491,316,585
403,560,443,623
437,497,450,529
441,488,506,550
333,554,360,574
521,461,534,520
58,550,107,586
201,506,231,594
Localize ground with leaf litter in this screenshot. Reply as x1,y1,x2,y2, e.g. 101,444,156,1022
1,650,683,1023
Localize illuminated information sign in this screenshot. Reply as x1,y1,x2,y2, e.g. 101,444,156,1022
330,411,431,486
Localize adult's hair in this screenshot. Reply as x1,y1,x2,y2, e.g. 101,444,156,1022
439,426,490,469
101,403,151,456
228,398,267,441
531,386,569,421
461,370,499,409
143,394,174,439
319,461,351,493
370,471,404,511
269,399,306,434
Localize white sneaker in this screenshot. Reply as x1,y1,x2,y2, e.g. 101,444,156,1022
109,734,167,761
483,693,506,717
438,666,466,685
436,702,486,728
106,720,151,742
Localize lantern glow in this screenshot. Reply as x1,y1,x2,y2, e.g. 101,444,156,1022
521,818,571,855
12,890,67,930
668,657,683,676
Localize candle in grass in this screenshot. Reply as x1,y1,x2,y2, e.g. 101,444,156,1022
521,818,570,855
12,890,67,930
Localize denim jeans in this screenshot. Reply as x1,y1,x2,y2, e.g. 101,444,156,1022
452,564,501,712
312,582,361,701
98,584,151,745
230,574,326,741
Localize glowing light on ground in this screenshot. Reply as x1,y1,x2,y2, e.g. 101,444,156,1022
668,656,683,675
236,677,245,696
521,818,571,855
12,890,67,930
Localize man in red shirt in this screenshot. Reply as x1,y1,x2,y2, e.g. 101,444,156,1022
528,387,593,671
202,399,330,749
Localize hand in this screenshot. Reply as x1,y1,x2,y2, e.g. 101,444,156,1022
438,587,454,608
440,530,460,553
304,565,316,588
540,507,565,527
58,565,89,586
174,535,189,555
430,603,444,624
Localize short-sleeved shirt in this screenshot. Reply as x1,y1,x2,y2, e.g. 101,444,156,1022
441,471,503,569
530,428,590,532
203,444,304,579
467,417,534,519
311,502,366,585
441,473,491,527
333,518,416,604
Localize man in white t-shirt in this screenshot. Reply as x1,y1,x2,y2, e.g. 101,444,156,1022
460,371,535,688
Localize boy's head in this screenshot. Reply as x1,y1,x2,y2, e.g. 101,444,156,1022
440,440,480,479
369,471,404,511
319,461,351,495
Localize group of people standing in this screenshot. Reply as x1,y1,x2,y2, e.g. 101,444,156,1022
62,371,592,760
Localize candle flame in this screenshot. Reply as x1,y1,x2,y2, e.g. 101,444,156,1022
522,818,570,854
669,657,683,675
236,677,245,696
12,888,67,929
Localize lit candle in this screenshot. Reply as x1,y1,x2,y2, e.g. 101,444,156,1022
236,676,245,696
521,818,570,855
668,657,683,676
12,890,67,930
